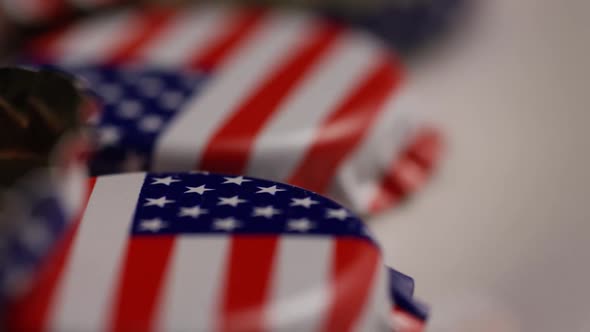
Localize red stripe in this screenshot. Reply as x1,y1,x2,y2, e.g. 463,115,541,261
408,127,443,169
187,8,267,71
288,56,403,194
105,8,177,65
369,176,404,213
108,236,175,332
198,23,343,175
219,236,279,332
369,128,442,213
7,178,97,332
321,239,380,332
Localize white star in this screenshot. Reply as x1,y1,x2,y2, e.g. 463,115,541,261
218,195,247,207
117,100,142,118
256,185,286,195
140,218,166,232
144,196,175,208
290,197,319,208
184,185,214,195
20,220,51,254
99,83,122,103
139,115,163,132
160,90,184,109
213,217,240,231
287,218,315,232
97,126,120,146
151,176,180,186
223,176,251,185
178,205,208,218
138,77,164,97
252,206,281,219
326,208,349,220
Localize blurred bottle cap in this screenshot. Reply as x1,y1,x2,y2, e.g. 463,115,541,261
24,4,442,215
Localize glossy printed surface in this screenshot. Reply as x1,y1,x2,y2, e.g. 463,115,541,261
6,172,424,331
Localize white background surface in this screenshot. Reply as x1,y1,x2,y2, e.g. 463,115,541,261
370,1,590,331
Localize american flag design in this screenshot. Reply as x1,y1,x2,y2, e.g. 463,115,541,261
25,4,442,216
6,172,426,331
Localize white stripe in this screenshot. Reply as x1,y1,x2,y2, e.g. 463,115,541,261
55,162,87,220
139,5,230,67
353,265,394,332
152,12,313,172
52,10,135,65
266,238,331,331
328,82,418,213
156,237,230,331
48,173,146,332
245,32,382,182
